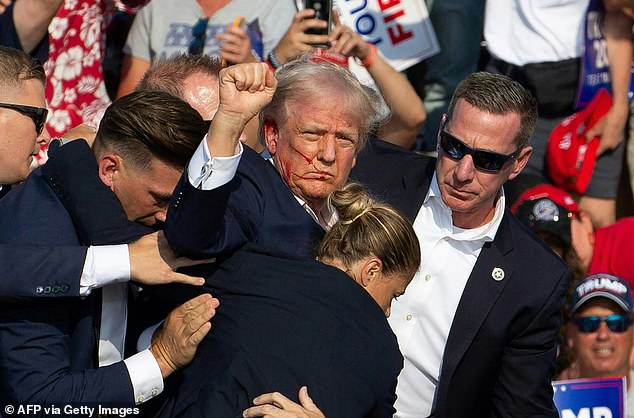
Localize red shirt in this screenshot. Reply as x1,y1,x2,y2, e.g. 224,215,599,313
588,217,634,288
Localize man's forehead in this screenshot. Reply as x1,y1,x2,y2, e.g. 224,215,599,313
0,79,45,103
288,104,360,135
577,298,628,315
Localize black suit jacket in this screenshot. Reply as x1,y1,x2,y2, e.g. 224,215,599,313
350,138,571,417
153,245,402,418
165,145,325,259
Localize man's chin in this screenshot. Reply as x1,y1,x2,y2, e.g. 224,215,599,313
133,216,161,229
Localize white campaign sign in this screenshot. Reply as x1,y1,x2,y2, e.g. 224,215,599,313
335,0,439,82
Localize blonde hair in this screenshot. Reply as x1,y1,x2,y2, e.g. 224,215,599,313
317,182,420,277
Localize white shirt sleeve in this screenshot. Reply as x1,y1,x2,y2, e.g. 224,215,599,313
79,245,130,296
123,349,164,405
187,135,243,190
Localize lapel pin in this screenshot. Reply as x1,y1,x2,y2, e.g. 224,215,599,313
492,267,505,281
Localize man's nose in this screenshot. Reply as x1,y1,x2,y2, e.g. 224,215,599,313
596,321,611,340
454,154,476,182
318,135,337,164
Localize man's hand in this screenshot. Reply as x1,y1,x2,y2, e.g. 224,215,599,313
62,123,98,147
218,62,277,120
242,387,326,418
149,293,219,378
273,9,330,64
207,62,277,157
585,102,629,156
327,12,370,60
129,231,213,286
217,24,258,65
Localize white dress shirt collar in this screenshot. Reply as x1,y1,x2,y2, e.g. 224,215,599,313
425,171,506,242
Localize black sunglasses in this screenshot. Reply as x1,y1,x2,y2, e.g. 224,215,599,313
439,129,520,173
188,17,210,55
573,314,633,333
0,103,48,136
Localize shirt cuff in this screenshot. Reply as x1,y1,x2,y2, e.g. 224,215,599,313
187,135,243,190
79,245,131,296
123,349,164,405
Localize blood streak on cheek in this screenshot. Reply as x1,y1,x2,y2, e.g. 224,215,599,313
286,146,329,180
294,147,317,167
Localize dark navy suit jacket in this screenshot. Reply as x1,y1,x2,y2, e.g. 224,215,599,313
0,141,148,408
165,145,325,259
350,138,571,418
153,245,402,418
0,140,149,299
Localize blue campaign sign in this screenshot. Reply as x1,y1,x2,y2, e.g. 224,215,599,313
553,377,626,418
577,0,634,109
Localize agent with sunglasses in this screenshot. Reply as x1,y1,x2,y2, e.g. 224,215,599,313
563,273,634,416
350,71,571,417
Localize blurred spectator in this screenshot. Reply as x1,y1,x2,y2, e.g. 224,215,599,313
558,273,634,416
43,0,116,143
512,183,634,288
117,0,295,97
405,0,485,152
269,9,426,149
0,0,63,62
136,53,260,151
484,0,633,227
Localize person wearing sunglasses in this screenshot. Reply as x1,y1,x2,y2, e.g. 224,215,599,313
349,71,571,417
0,47,47,187
564,273,634,414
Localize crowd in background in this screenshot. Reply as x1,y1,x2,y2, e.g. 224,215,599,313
2,0,634,417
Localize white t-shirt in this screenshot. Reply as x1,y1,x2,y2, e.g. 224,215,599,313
484,0,589,65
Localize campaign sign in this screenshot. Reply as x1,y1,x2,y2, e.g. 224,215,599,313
335,0,439,81
553,377,626,418
577,0,634,109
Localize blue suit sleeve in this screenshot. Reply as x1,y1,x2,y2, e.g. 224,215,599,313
0,245,85,298
165,164,265,259
0,300,135,407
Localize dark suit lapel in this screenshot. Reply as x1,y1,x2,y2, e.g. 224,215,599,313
437,212,515,404
386,157,436,223
0,185,11,200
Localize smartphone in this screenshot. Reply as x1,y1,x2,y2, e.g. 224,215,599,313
303,0,332,40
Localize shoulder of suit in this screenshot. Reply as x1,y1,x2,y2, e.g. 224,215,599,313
504,210,570,274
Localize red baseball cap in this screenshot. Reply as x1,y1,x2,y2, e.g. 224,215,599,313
546,88,612,194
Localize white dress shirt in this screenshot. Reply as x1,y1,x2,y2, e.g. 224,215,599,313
389,173,506,417
78,221,163,403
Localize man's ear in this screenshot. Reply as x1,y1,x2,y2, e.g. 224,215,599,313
263,117,279,155
360,257,383,287
97,153,122,191
508,145,533,181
